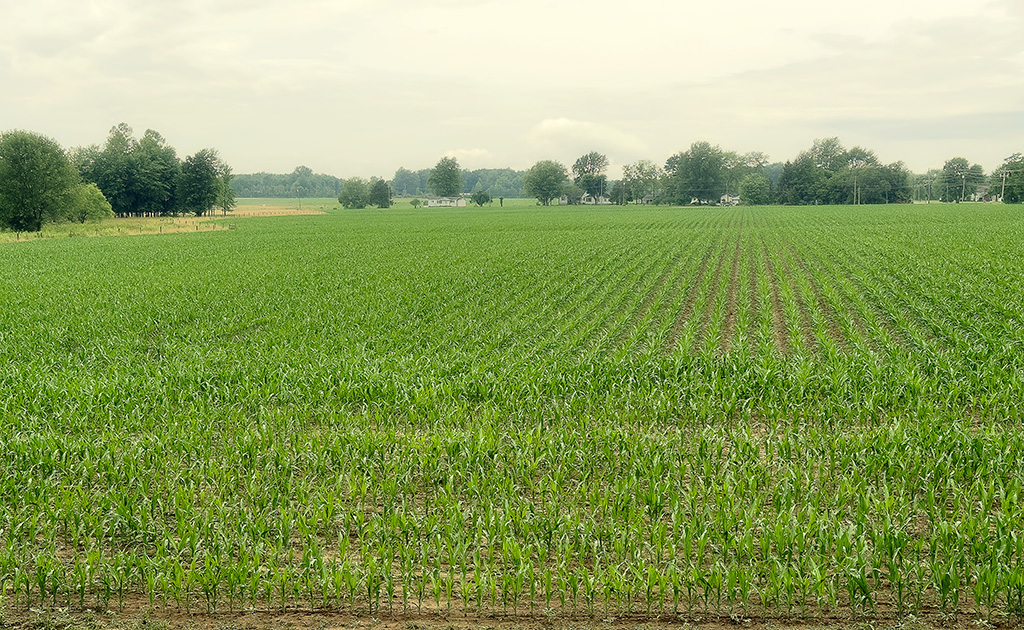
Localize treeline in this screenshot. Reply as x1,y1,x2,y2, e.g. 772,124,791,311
232,166,526,199
231,167,342,198
74,124,234,218
391,167,525,198
0,124,235,232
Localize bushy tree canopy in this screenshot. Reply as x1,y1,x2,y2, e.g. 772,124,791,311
368,178,392,208
523,160,567,206
428,156,462,198
339,177,369,209
0,130,80,232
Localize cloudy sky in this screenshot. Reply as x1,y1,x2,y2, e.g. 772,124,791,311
3,0,1022,178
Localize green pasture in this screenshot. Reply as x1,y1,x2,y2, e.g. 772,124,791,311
1,203,1023,623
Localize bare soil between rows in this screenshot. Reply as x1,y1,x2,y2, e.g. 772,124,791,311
2,596,1011,630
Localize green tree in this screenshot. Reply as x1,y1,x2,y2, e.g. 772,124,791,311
391,167,421,196
776,154,826,205
0,130,80,231
470,190,491,206
428,156,462,197
215,166,236,216
368,178,392,208
523,160,567,205
338,177,369,209
572,152,608,179
178,149,223,216
66,183,114,222
621,159,664,203
739,173,771,205
135,129,180,215
940,157,984,202
808,137,848,172
665,141,726,204
410,198,423,208
561,182,584,205
992,154,1024,203
79,123,140,217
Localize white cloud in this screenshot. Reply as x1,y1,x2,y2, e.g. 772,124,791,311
528,119,648,162
1,0,1020,175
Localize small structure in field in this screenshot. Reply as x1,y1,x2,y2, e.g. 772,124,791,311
581,193,613,205
425,197,467,207
720,194,741,206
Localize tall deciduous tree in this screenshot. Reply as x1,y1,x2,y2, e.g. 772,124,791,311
135,129,180,215
665,141,726,204
427,156,462,198
178,149,223,216
621,159,664,203
739,173,771,205
0,130,80,231
338,177,369,209
523,160,567,206
993,153,1024,203
67,183,114,222
940,157,984,202
368,178,392,208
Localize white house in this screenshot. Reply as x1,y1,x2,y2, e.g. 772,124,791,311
425,197,467,207
581,193,613,205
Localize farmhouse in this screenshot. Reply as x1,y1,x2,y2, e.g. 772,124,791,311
581,192,613,205
424,197,467,207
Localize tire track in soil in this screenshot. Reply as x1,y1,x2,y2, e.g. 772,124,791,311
761,238,790,354
664,236,718,354
780,238,848,350
720,228,743,354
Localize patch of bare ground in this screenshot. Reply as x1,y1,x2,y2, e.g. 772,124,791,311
664,239,717,354
720,233,743,353
233,204,326,217
2,597,997,630
760,241,790,354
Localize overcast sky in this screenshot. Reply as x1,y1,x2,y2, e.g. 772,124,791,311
3,0,1022,178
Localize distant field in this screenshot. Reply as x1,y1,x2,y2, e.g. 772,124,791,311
1,203,1023,628
234,197,336,215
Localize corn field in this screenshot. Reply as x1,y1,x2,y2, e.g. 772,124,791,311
1,203,1023,623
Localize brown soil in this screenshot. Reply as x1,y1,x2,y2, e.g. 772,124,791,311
232,204,326,217
1,596,998,630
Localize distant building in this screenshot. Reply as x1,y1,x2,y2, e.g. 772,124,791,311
720,194,741,206
424,197,466,207
581,193,613,205
557,192,614,205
